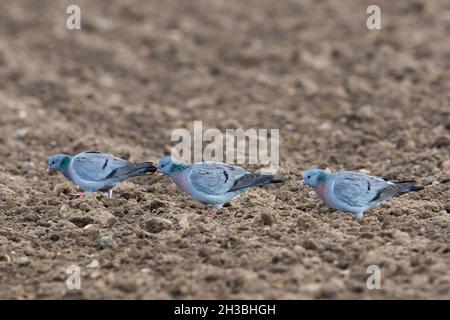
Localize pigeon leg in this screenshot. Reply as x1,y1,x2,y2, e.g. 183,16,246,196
107,189,113,199
210,208,218,218
355,211,364,220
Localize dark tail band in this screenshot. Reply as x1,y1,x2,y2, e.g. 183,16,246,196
108,162,156,180
393,180,424,193
229,174,284,192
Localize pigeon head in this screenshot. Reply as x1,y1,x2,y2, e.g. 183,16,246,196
47,154,71,175
302,168,328,187
156,156,186,175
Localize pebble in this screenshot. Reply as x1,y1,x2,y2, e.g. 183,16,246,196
14,127,29,139
87,259,100,269
98,235,114,249
141,217,172,233
302,239,318,250
260,212,275,226
322,278,345,297
394,230,410,244
16,257,31,266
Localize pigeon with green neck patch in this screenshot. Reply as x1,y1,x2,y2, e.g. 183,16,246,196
156,156,283,216
47,151,156,198
302,168,423,219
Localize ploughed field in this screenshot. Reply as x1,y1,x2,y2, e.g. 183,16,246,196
0,0,449,298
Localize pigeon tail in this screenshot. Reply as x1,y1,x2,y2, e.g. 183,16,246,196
371,180,423,203
269,176,284,184
229,174,283,192
393,180,424,193
106,162,157,179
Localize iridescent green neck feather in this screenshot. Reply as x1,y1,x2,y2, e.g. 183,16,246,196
170,163,188,173
60,156,71,170
318,171,328,183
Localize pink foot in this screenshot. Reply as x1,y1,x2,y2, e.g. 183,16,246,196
210,209,218,218
71,192,86,197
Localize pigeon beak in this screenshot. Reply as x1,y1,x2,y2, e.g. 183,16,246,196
153,169,161,176
47,166,55,175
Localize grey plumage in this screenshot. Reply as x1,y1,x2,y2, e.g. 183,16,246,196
47,151,156,198
332,173,422,208
156,156,283,215
303,168,423,219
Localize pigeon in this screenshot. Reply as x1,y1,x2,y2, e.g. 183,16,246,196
155,156,283,216
47,151,156,198
302,168,423,219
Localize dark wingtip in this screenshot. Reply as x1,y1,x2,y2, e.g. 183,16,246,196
143,162,157,173
393,180,424,193
270,176,284,184
409,185,424,192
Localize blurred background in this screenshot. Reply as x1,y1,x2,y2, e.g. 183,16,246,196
0,0,449,299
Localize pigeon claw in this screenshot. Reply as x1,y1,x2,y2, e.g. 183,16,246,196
71,192,86,197
152,169,161,177
210,209,218,218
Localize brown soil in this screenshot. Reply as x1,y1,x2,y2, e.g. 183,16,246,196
0,0,450,299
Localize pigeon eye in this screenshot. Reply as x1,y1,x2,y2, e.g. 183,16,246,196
51,161,55,165
307,175,311,179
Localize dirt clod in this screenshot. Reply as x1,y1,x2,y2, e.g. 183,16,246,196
0,0,449,299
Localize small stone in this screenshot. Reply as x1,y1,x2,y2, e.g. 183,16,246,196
364,251,380,265
357,105,375,120
87,259,100,269
91,209,115,227
322,278,345,298
301,283,322,296
337,259,350,269
20,162,35,174
59,205,69,215
50,234,60,241
302,239,318,250
0,184,16,200
320,251,337,263
141,217,172,233
114,280,137,293
141,268,151,274
106,217,118,228
69,216,94,228
16,257,30,266
23,212,40,222
145,199,169,211
394,230,410,243
98,235,114,249
432,136,450,149
441,160,450,173
176,214,190,230
14,127,29,139
260,212,275,226
359,232,375,239
285,123,295,131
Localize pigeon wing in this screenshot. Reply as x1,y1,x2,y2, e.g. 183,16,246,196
72,151,130,181
228,173,276,192
332,172,389,207
188,162,248,195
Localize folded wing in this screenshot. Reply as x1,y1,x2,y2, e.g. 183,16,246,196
72,151,132,181
332,172,390,207
188,163,248,195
